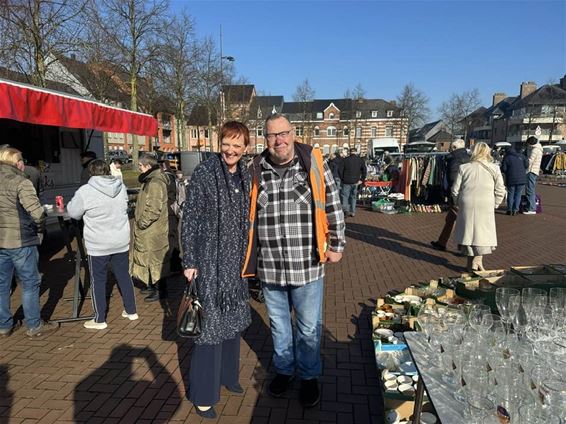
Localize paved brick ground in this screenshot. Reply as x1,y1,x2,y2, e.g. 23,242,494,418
1,184,564,424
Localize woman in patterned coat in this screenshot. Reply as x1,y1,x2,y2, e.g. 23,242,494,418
181,121,251,419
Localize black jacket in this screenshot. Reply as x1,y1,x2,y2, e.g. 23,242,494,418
501,149,528,186
329,156,343,179
339,154,367,184
447,148,470,188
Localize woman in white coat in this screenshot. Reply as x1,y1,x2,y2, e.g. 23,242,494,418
452,142,506,271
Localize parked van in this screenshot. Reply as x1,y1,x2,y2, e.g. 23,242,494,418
404,141,436,154
367,138,400,158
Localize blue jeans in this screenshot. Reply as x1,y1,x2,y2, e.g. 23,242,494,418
0,246,41,330
525,172,537,212
262,278,324,379
340,183,358,215
507,184,524,213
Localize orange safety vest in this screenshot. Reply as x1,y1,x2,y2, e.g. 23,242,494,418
242,143,329,278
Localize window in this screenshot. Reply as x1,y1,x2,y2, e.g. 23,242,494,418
386,110,394,117
257,108,262,118
355,111,362,118
343,127,349,136
371,127,376,137
327,126,336,136
355,127,362,137
257,127,263,137
323,145,330,155
316,112,323,119
314,127,320,136
204,129,210,139
385,126,393,137
295,127,304,136
332,144,339,153
329,112,335,119
371,110,378,118
256,143,264,153
191,129,198,138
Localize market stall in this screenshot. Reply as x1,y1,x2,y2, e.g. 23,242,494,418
373,265,566,424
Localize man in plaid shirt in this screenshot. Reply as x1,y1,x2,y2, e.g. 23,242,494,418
246,114,345,407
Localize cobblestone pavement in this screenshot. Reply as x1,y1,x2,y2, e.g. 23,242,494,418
1,185,564,424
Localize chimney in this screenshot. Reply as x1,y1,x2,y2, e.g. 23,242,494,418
560,74,566,90
492,92,507,106
520,81,537,99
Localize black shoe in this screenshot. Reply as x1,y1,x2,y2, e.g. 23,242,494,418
225,383,244,394
140,284,155,294
511,211,517,216
268,374,294,397
194,406,216,419
430,241,446,251
299,378,320,408
506,210,512,216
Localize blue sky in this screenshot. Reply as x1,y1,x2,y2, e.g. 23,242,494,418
172,0,565,119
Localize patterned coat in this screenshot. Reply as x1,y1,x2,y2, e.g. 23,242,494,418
181,154,251,345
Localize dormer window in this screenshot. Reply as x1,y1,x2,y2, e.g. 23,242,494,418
386,110,394,117
355,111,362,118
257,108,262,118
316,112,323,119
329,112,335,119
371,111,377,118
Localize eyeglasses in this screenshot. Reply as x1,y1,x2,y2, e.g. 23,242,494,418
265,129,293,142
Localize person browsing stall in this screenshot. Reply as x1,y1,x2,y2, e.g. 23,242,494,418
67,159,138,330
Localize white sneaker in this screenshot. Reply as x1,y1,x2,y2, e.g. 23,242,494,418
83,319,108,329
523,211,536,215
122,311,139,321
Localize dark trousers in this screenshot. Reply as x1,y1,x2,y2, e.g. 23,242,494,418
189,335,240,406
436,205,458,247
87,251,136,323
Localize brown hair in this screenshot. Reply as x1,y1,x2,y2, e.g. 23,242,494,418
220,121,250,146
88,159,110,176
139,152,158,167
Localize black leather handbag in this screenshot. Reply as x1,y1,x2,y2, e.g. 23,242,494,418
177,280,203,338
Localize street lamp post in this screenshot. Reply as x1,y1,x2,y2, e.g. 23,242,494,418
219,24,235,126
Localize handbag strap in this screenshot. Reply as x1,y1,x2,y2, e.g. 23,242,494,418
477,161,497,184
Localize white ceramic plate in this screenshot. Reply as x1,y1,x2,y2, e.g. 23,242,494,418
374,328,394,338
393,294,422,305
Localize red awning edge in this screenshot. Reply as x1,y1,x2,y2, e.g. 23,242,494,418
0,78,158,137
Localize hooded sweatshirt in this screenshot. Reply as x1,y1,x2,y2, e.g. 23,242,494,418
67,175,130,256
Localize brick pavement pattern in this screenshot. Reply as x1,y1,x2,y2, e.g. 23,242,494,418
0,185,564,424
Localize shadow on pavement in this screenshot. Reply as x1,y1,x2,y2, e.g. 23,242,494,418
346,223,463,273
73,344,181,423
0,365,13,424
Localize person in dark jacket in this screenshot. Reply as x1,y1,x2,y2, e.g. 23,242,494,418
328,151,344,191
0,148,59,338
79,151,97,185
339,147,367,217
501,145,528,215
430,139,470,251
181,121,252,419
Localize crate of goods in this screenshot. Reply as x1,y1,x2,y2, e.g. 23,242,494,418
510,265,561,276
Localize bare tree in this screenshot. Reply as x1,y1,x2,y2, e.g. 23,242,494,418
154,11,197,151
90,0,169,165
293,78,315,144
344,83,365,147
192,36,224,152
397,83,430,143
439,89,481,139
0,0,87,87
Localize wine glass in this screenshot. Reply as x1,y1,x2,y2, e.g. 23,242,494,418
468,304,490,333
496,288,520,333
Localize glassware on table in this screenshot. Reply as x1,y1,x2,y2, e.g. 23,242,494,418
496,288,521,333
469,304,490,332
518,403,562,424
465,397,494,424
540,377,566,417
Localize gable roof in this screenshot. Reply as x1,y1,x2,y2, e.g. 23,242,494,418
222,84,255,104
515,84,566,107
187,105,217,126
0,66,79,95
250,95,284,119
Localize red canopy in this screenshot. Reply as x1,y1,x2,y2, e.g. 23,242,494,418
0,78,158,137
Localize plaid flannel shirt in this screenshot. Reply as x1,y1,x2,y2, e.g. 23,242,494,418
256,155,346,286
